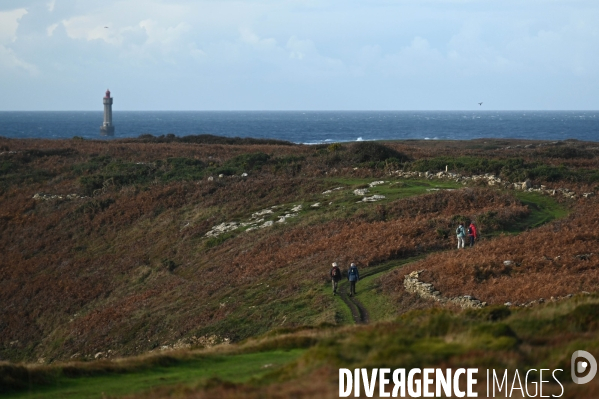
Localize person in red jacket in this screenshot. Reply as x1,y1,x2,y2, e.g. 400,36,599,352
468,222,478,247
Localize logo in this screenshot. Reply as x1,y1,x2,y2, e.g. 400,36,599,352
571,350,597,384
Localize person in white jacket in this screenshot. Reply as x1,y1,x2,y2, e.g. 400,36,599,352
456,223,466,249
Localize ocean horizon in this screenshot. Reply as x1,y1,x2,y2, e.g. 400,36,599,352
1,110,598,144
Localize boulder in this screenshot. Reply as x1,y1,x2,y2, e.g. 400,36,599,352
368,181,387,187
360,195,386,202
353,188,370,196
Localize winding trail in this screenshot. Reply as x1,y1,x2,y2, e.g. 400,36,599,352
332,190,568,326
338,284,370,324
336,258,422,324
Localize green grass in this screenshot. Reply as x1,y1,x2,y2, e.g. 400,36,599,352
510,191,569,231
194,273,337,341
375,180,462,200
323,281,355,325
303,296,599,374
12,297,598,399
474,190,569,238
329,256,425,324
3,350,304,399
323,178,462,204
352,258,423,322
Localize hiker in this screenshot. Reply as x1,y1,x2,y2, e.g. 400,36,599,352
347,263,360,297
456,223,466,249
330,262,342,295
468,221,478,247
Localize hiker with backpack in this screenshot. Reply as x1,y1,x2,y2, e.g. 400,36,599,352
347,263,360,297
456,223,466,249
468,222,478,247
330,262,342,295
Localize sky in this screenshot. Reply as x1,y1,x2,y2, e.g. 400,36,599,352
1,0,598,111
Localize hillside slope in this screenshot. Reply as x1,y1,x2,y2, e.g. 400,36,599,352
1,137,598,365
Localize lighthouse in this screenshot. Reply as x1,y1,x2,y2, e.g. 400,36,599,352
100,89,115,136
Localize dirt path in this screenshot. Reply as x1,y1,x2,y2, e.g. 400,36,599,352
336,258,421,324
338,284,370,324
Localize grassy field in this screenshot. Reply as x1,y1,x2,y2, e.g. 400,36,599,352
2,350,305,399
5,296,599,398
512,190,570,229
324,177,463,201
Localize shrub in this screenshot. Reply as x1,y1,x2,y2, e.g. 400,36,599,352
348,142,410,164
212,167,237,176
465,306,511,322
411,156,599,183
225,153,270,171
79,175,105,195
23,148,78,158
132,134,294,146
325,153,343,167
242,336,318,352
76,198,115,216
162,157,205,182
0,161,17,175
436,228,449,239
561,303,599,332
0,363,58,392
273,155,304,175
205,233,235,249
472,322,517,339
539,146,595,159
161,258,178,272
78,160,158,194
274,155,305,165
327,143,343,152
72,156,113,175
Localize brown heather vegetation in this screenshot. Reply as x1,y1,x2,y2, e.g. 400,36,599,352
1,135,598,370
225,189,529,277
385,198,599,305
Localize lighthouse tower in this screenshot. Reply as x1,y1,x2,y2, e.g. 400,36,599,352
100,89,115,136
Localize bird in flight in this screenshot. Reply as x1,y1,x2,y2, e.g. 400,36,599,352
104,26,109,29
478,102,483,106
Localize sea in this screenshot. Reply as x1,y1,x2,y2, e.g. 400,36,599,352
0,111,597,144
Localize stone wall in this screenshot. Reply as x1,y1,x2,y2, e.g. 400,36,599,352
404,270,486,309
389,170,594,200
404,269,589,309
